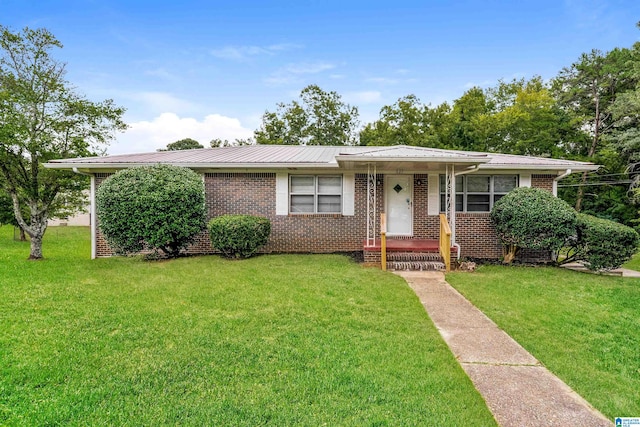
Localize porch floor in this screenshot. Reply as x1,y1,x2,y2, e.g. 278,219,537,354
363,238,458,254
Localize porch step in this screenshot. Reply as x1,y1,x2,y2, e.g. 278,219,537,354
388,261,446,271
386,251,446,271
387,252,443,262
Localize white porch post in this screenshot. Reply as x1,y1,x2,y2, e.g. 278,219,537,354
90,174,96,259
366,163,377,247
447,164,456,244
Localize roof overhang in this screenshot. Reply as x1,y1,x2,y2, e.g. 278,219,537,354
335,154,490,172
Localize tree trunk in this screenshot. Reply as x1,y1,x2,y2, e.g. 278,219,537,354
9,193,47,260
29,234,43,260
19,227,26,241
576,80,601,212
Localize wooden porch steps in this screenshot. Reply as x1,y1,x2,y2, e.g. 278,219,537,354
364,239,455,271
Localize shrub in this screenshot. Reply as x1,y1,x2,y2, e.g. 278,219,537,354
574,213,639,271
96,165,206,258
490,187,577,263
208,215,271,259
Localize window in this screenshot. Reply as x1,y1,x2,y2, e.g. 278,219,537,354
290,175,342,214
440,175,518,212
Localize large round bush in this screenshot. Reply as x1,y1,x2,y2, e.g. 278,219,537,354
575,213,639,271
490,187,577,263
96,165,206,257
208,215,271,259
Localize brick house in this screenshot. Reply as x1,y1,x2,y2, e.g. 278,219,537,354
46,145,597,265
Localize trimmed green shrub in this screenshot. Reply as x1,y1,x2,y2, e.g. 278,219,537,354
208,215,271,259
574,213,639,271
96,165,206,258
491,187,577,263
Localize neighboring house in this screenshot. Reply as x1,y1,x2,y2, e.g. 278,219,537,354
47,190,91,227
45,145,598,264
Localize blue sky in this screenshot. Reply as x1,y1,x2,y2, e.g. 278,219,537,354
3,0,640,154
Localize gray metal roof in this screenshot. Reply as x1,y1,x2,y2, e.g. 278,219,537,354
44,144,599,172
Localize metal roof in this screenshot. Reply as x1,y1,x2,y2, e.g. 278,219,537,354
44,144,599,172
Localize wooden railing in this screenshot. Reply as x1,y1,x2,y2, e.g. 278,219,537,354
380,213,387,271
439,213,451,272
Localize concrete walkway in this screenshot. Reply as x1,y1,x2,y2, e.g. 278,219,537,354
561,262,640,278
395,271,612,427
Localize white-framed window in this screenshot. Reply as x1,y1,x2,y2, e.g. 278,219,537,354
440,175,518,212
290,175,342,214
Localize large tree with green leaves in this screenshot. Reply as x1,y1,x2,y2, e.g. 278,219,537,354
159,138,203,151
0,26,126,259
553,47,638,210
255,84,359,145
359,95,452,148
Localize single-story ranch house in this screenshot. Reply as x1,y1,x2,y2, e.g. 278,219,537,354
45,145,598,266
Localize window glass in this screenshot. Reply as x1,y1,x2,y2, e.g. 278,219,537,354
439,175,463,192
467,195,490,212
317,176,341,194
318,195,341,213
290,175,342,214
290,176,314,193
290,195,314,213
494,175,518,193
440,194,464,212
467,176,490,193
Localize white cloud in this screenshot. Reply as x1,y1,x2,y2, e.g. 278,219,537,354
265,61,336,85
462,80,494,89
210,43,302,61
109,112,254,155
121,91,201,116
344,91,382,104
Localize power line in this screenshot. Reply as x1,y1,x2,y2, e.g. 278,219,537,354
557,180,633,187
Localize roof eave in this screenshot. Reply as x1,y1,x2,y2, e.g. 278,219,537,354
43,162,341,170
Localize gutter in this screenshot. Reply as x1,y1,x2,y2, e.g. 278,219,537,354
72,167,93,176
454,164,480,176
552,169,572,196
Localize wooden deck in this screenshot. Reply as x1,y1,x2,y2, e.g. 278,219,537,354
363,238,458,254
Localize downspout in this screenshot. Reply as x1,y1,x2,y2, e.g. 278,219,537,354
553,169,572,197
72,167,96,259
450,165,480,260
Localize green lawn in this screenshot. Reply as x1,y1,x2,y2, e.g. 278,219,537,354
623,252,640,271
447,265,640,419
0,226,496,426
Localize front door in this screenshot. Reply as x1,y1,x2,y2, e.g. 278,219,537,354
385,175,413,236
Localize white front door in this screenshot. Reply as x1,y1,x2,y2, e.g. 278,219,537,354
386,175,413,236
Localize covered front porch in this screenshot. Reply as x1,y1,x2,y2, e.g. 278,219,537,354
335,146,490,271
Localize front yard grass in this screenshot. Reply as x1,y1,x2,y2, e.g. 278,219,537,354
447,265,640,419
623,252,640,271
0,226,496,426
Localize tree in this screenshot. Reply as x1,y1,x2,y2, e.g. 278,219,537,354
359,95,452,148
0,189,26,240
159,138,203,151
0,26,126,259
553,48,637,210
210,137,254,147
490,187,578,263
255,85,359,145
96,165,206,258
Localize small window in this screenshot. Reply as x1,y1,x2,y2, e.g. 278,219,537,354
290,175,342,214
440,175,518,212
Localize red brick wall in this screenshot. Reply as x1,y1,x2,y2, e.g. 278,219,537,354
532,174,555,192
93,171,557,261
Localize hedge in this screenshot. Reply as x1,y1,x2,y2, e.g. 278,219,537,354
208,215,271,259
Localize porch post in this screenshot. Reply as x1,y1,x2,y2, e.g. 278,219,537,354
366,163,377,247
447,164,456,244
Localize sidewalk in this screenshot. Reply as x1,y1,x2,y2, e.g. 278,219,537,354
395,271,612,427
